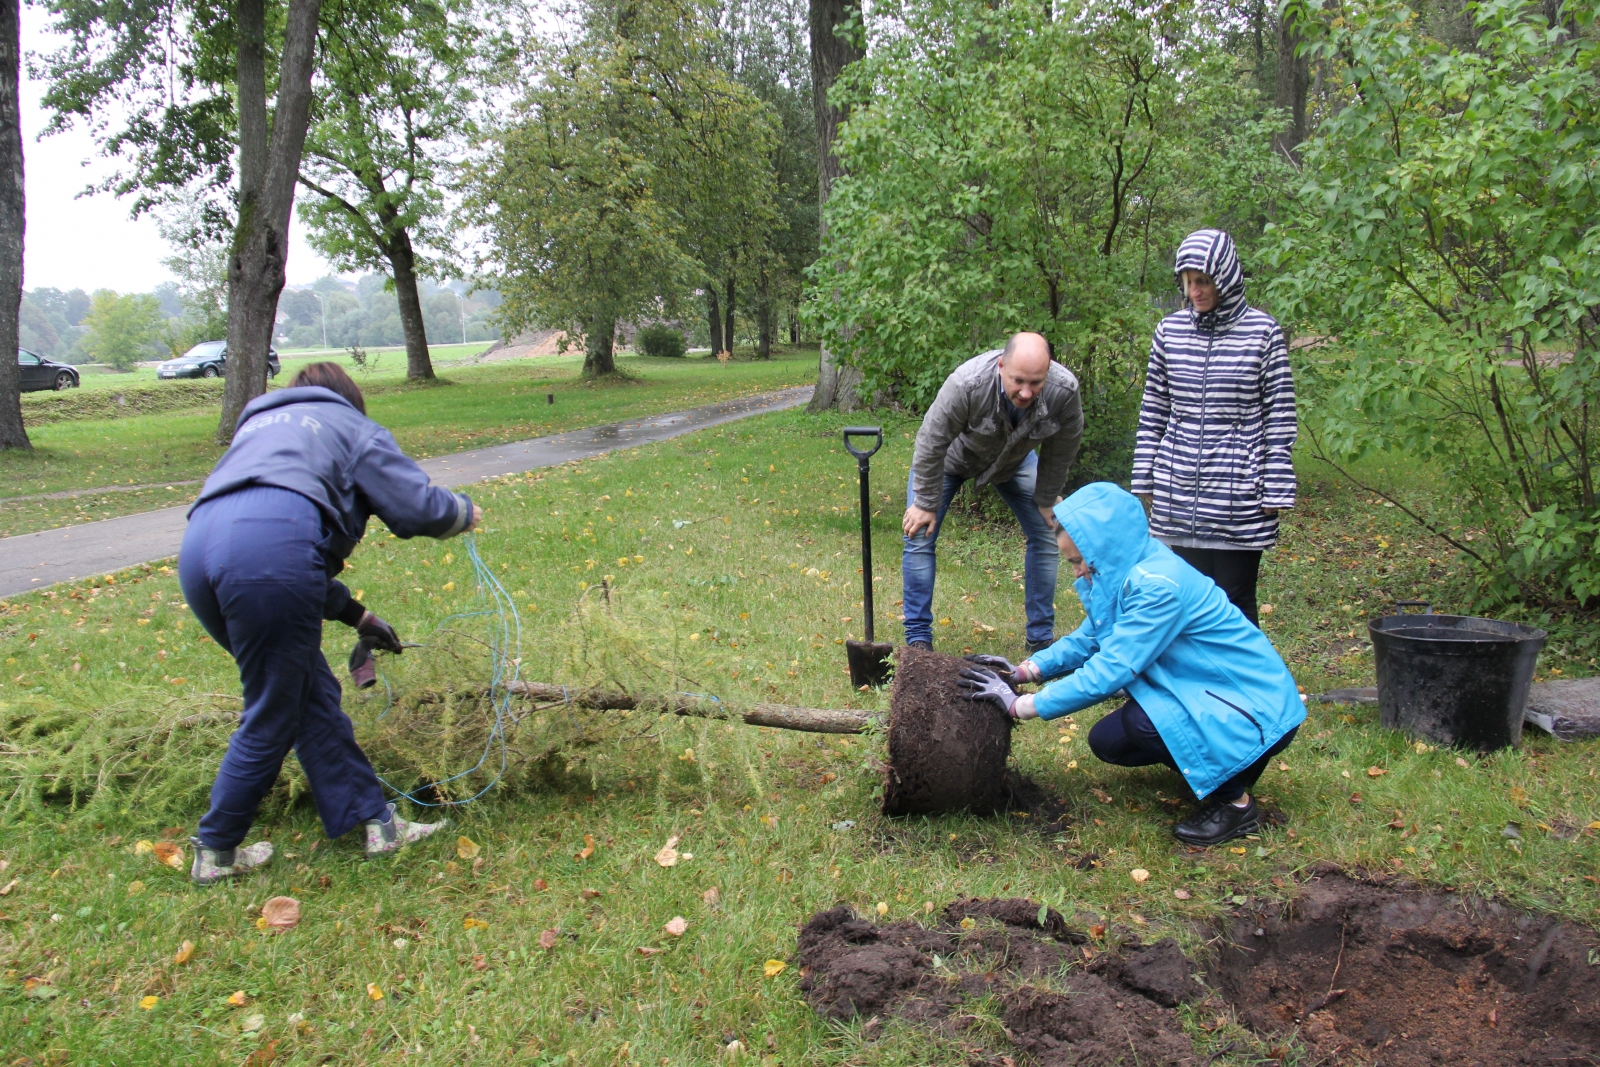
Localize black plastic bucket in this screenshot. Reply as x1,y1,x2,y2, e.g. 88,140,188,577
1369,601,1546,750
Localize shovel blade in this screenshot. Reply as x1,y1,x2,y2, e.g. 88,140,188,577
846,640,894,689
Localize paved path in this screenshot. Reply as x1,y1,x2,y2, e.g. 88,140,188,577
0,385,813,598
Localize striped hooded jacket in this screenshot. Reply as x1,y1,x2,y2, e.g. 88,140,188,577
1130,230,1297,551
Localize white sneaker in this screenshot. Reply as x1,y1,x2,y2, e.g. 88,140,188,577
365,803,448,856
190,837,275,886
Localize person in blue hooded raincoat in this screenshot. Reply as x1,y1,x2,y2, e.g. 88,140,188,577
958,482,1304,845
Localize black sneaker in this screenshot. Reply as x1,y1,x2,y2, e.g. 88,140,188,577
1174,796,1261,847
1026,638,1053,654
907,640,933,652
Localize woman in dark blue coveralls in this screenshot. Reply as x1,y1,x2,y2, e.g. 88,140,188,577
180,363,481,885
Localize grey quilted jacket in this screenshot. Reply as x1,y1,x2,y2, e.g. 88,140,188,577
911,350,1084,510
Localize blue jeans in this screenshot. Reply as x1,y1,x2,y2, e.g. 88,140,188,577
901,451,1059,647
180,486,389,850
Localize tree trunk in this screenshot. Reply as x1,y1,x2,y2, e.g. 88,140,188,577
1273,9,1310,163
583,314,616,378
385,229,435,381
0,0,26,451
707,284,723,355
723,273,735,355
807,0,866,413
756,268,773,360
219,0,324,443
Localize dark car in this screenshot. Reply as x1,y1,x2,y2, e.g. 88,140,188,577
17,348,79,391
157,341,280,381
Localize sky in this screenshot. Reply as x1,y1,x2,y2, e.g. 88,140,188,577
20,6,335,294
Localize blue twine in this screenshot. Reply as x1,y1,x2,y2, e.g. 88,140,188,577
370,532,521,807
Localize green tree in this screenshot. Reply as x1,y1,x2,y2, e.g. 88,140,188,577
298,0,498,381
471,0,779,378
1269,0,1600,605
82,291,167,371
809,0,1283,480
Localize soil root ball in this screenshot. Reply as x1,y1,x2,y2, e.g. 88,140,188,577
882,646,1012,816
795,900,1200,1064
1216,871,1600,1067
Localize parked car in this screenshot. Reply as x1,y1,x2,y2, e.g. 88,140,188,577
17,348,79,391
157,341,281,380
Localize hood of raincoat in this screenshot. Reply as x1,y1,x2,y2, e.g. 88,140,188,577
1052,482,1154,633
1174,228,1247,330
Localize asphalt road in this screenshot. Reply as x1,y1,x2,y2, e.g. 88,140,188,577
0,385,814,599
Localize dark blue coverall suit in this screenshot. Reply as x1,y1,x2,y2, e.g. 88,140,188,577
180,386,474,851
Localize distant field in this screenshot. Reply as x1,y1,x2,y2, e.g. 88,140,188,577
1,348,819,537
67,342,500,390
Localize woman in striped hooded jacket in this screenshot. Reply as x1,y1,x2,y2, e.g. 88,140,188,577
1130,229,1296,624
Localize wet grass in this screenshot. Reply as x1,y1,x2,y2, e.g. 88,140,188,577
0,411,1596,1066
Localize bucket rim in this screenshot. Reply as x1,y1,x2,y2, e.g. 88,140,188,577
1368,613,1547,646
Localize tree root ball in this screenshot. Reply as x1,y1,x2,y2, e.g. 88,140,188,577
882,646,1012,816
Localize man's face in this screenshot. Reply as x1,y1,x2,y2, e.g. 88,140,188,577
998,345,1050,410
1183,270,1219,314
1057,527,1093,580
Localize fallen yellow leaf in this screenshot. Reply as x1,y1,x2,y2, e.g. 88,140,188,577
664,915,688,937
463,916,489,931
1509,785,1529,806
1173,889,1192,900
139,995,159,1010
1130,869,1150,883
456,836,480,861
577,833,597,861
763,959,787,977
1229,847,1247,855
227,990,249,1006
174,940,194,965
1367,766,1387,778
1456,757,1471,768
875,901,888,916
959,917,976,930
366,983,384,1001
262,896,300,932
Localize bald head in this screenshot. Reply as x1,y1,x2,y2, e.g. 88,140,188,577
997,332,1052,409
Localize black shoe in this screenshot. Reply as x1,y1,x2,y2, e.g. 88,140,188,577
907,640,933,652
1173,796,1261,847
1026,638,1053,654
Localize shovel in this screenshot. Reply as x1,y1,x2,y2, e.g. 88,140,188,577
843,427,893,688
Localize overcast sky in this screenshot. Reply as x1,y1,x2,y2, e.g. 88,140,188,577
20,6,335,294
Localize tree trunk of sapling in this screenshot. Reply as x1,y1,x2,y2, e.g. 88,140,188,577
387,230,435,381
219,0,323,443
584,315,616,378
0,0,27,451
756,269,773,360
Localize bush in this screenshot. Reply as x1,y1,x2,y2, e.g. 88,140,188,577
635,325,686,359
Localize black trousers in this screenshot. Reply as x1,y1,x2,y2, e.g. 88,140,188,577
1088,699,1297,804
1171,546,1262,625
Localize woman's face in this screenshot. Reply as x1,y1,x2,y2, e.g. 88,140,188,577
1183,270,1219,313
1057,527,1094,580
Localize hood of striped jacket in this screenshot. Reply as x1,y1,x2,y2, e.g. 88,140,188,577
1175,229,1247,331
1052,482,1155,634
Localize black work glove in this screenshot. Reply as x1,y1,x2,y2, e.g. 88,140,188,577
357,611,404,654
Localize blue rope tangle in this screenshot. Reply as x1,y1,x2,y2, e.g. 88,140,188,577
370,532,521,807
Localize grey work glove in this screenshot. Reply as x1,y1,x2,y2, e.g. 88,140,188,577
963,653,1020,688
958,667,1020,719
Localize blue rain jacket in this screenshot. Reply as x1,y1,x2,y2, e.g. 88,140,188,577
192,386,473,563
1029,482,1304,799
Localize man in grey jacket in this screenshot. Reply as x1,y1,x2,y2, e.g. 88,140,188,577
903,332,1084,652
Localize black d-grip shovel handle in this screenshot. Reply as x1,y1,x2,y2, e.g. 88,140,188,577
842,427,882,468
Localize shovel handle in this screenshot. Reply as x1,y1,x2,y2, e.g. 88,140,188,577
842,427,882,465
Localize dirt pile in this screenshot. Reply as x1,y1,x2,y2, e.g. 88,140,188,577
796,899,1203,1065
1215,871,1600,1067
882,647,1012,816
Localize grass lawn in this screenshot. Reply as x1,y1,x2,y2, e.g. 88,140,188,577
70,344,499,391
0,349,818,538
1,405,1596,1065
